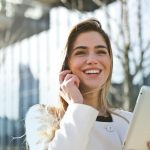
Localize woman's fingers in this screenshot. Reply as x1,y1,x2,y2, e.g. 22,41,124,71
59,70,80,88
65,74,80,86
59,70,83,104
61,74,80,90
71,75,80,87
59,70,71,83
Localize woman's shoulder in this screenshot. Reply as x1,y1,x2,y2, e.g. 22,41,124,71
26,104,45,116
25,104,59,126
26,104,50,116
25,104,60,142
114,109,133,116
112,108,133,123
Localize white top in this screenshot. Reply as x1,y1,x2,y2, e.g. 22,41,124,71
25,103,132,150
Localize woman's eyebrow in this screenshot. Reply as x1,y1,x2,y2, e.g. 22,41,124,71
73,46,87,50
95,45,107,49
73,45,108,51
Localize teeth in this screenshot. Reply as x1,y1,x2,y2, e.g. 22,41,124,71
85,70,100,74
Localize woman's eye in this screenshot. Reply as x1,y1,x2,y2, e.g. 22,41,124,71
74,51,86,55
96,50,107,55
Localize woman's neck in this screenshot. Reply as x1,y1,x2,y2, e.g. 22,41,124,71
81,89,108,116
82,90,99,110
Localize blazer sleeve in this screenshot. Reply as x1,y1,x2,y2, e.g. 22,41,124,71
25,103,99,150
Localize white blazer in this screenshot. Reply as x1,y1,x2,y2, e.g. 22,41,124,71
25,103,132,150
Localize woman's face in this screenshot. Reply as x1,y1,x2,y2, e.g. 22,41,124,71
68,31,111,92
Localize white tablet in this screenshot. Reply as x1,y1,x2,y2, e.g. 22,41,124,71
123,86,150,150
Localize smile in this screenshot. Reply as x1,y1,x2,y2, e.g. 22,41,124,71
84,69,101,74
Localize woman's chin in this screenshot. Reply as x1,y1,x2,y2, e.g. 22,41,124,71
80,84,101,93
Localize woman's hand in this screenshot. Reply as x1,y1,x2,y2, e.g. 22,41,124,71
59,70,84,104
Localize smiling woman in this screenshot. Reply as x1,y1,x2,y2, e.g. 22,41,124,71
25,18,150,150
68,31,111,95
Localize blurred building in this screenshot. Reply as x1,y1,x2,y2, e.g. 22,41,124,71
0,0,115,49
0,64,39,149
19,64,39,119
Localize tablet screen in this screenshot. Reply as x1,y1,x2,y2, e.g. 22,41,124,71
123,86,150,150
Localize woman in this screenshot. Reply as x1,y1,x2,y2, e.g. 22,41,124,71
25,18,150,150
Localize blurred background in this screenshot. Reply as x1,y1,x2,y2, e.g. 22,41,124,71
0,0,150,149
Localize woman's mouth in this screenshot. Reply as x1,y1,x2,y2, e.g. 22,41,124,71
84,69,102,74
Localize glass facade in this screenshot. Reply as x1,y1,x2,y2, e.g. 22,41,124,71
0,7,96,149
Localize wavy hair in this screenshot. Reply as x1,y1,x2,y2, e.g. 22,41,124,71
59,18,113,113
47,18,113,140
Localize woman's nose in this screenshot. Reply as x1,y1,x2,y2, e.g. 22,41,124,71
86,54,98,65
